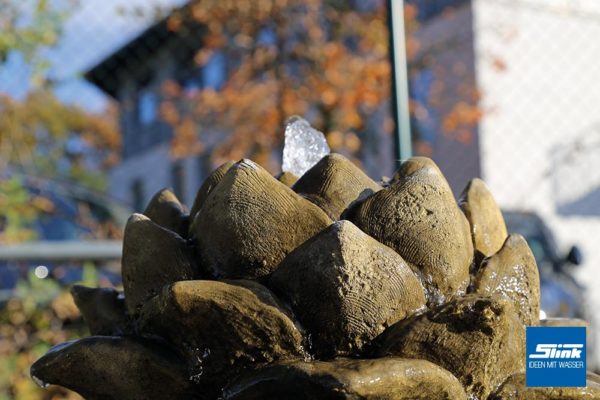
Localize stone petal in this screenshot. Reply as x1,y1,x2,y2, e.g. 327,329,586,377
70,285,130,336
189,160,235,226
270,220,426,357
276,171,299,187
488,372,600,399
389,156,441,184
473,234,540,326
122,213,195,316
138,280,306,389
459,178,508,259
223,358,467,400
540,318,588,328
143,188,189,238
540,318,593,357
30,336,196,400
351,156,473,305
292,153,381,220
195,159,332,280
375,294,525,400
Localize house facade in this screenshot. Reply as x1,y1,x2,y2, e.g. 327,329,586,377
86,14,212,210
86,2,395,212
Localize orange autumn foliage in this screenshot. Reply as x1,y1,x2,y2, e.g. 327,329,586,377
160,0,391,171
153,0,490,170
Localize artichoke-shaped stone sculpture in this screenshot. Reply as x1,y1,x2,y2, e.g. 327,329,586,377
31,154,599,400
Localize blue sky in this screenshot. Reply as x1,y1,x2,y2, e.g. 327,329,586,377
0,0,186,113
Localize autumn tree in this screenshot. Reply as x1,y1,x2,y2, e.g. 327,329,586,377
0,0,121,183
130,0,485,179
156,0,392,172
0,0,76,85
0,91,120,186
0,0,121,243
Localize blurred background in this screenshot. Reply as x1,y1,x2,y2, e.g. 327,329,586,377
1,0,599,398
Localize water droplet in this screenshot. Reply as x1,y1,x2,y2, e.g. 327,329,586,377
282,116,330,177
32,375,49,388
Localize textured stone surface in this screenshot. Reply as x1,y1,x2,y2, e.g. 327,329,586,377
32,155,564,400
30,336,196,400
195,159,332,280
270,220,426,357
351,157,473,304
376,295,525,400
540,318,592,356
276,171,299,187
70,285,130,336
292,153,381,220
223,358,467,400
138,280,306,388
540,318,588,328
489,372,600,399
389,156,439,184
459,178,508,260
143,188,189,238
473,234,540,326
189,160,235,228
122,214,195,316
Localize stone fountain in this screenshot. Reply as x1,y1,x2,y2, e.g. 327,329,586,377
31,118,600,399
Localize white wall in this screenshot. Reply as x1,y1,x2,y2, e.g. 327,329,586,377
474,0,600,366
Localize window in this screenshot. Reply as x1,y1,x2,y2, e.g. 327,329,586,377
408,0,469,22
179,50,227,93
171,162,185,200
202,50,226,90
257,26,277,46
131,179,145,212
138,88,157,125
197,154,211,183
410,67,436,143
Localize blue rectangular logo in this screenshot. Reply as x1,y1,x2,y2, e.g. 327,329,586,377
526,326,586,387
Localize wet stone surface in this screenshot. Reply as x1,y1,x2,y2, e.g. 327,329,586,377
270,220,426,357
276,170,299,187
30,336,197,400
292,153,381,220
223,358,467,400
350,156,473,305
488,372,600,399
70,285,130,336
459,178,508,260
375,295,525,400
122,213,196,316
472,234,540,327
188,160,234,229
143,188,189,238
194,159,331,280
137,280,307,392
30,155,594,400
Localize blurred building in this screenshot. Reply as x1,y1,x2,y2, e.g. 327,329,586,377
412,0,600,365
86,14,211,210
85,1,395,212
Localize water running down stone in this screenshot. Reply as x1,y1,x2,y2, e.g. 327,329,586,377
30,153,600,400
